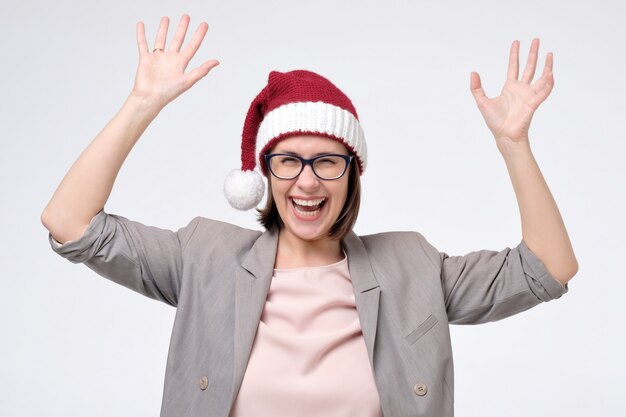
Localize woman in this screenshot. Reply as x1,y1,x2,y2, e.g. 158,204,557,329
41,15,577,417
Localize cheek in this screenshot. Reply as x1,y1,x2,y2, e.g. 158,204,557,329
332,182,350,209
270,179,290,209
269,178,280,198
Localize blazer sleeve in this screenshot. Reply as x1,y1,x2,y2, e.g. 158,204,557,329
437,239,569,324
47,208,201,307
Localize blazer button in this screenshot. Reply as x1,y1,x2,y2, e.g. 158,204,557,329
199,376,209,391
414,382,428,396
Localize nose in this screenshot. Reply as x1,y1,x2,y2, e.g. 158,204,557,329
296,164,320,190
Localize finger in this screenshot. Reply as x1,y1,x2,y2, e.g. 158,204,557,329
531,79,554,107
168,14,190,52
153,16,170,51
470,72,488,104
507,40,520,80
136,22,148,54
521,38,540,83
182,60,220,90
531,52,554,104
543,51,554,74
531,52,554,90
180,22,209,62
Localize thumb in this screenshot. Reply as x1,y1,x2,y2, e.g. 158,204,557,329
470,71,487,104
182,60,220,90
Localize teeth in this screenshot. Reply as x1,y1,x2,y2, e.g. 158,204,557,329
292,197,325,217
293,198,325,206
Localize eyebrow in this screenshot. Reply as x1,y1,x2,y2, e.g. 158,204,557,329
274,150,348,157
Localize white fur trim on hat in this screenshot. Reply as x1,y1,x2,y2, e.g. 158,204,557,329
224,169,266,210
256,101,367,171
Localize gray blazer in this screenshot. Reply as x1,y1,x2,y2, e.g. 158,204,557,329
49,209,568,417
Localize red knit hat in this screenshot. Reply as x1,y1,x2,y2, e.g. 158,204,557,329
224,69,367,210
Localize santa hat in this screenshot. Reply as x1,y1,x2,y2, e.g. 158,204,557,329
224,69,367,210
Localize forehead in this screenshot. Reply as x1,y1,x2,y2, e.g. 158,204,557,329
271,135,349,155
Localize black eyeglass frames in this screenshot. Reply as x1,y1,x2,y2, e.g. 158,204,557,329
264,153,353,180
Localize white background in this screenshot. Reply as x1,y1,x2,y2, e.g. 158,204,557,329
2,0,625,416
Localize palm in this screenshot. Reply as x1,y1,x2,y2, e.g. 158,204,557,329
134,52,189,102
471,39,554,143
131,15,219,108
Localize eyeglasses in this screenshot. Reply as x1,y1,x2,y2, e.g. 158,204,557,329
264,153,353,180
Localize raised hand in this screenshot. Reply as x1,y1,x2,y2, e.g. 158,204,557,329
131,15,219,109
470,39,554,147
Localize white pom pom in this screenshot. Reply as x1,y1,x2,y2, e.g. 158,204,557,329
224,169,266,210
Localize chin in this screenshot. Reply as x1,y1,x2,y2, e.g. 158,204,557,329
283,221,333,242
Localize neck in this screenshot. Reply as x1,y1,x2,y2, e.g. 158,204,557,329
274,228,344,269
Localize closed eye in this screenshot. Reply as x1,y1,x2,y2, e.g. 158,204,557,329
277,156,300,165
316,157,338,165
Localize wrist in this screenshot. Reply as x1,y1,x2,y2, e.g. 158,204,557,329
125,92,164,119
496,136,532,160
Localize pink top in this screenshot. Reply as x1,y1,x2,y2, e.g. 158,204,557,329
230,256,383,417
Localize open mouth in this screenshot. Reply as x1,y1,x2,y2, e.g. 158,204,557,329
291,197,327,217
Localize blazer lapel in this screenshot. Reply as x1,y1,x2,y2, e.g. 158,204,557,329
229,228,381,407
230,227,279,407
343,231,381,369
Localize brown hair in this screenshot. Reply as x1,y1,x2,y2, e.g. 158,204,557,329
257,157,361,241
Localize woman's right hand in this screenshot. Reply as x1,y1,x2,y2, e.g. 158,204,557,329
131,15,219,110
42,15,218,243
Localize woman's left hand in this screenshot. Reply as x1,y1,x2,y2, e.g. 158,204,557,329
470,39,554,147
